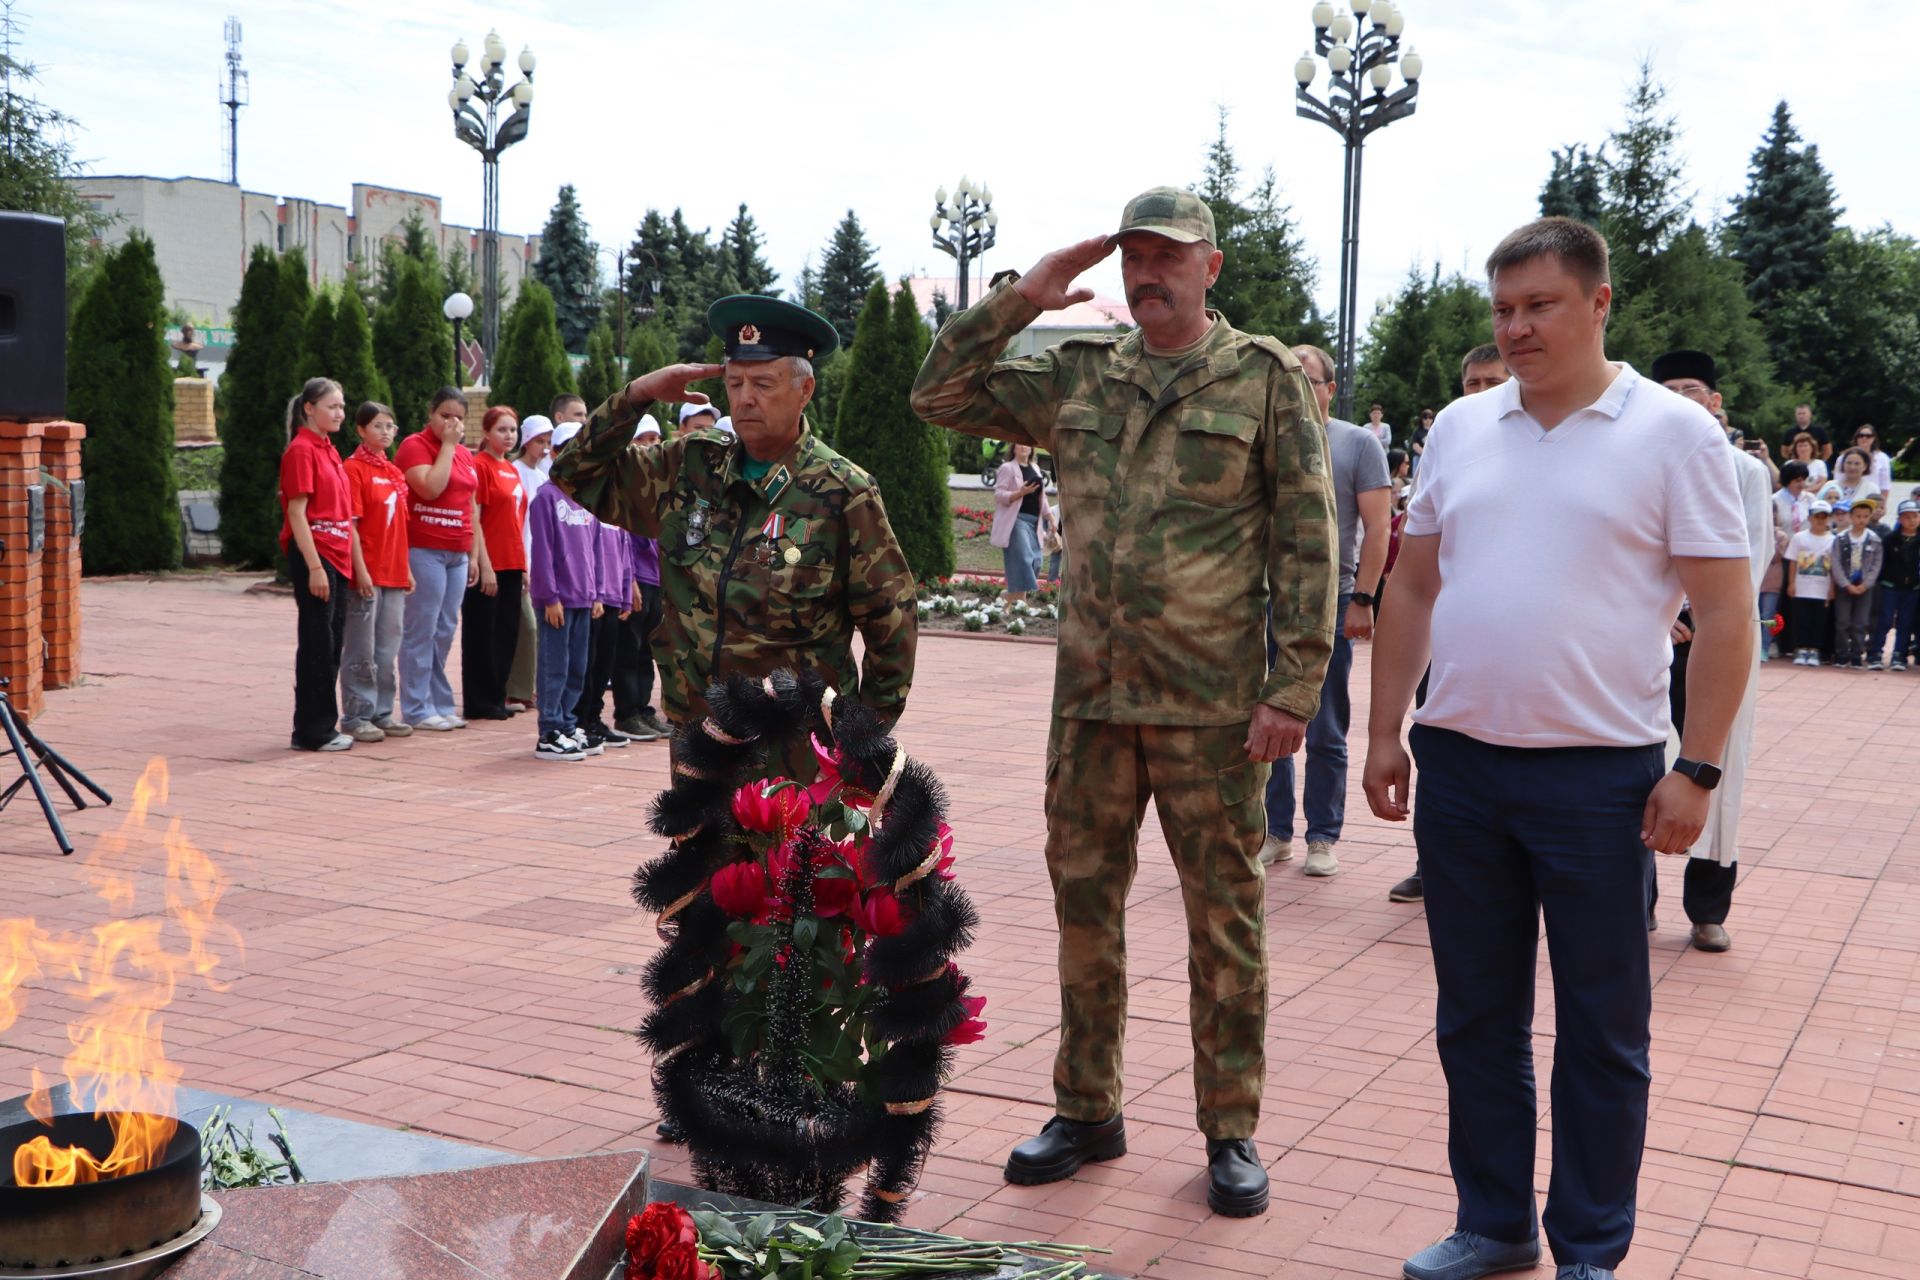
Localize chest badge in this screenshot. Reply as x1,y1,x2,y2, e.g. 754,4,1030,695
685,501,711,547
783,545,801,566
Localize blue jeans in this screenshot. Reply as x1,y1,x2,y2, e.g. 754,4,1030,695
1756,590,1780,655
340,584,406,728
537,606,592,735
1872,585,1918,661
1266,592,1353,843
1411,723,1662,1270
401,547,467,723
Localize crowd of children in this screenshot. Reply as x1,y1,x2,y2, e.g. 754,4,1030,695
1773,451,1920,669
277,386,671,758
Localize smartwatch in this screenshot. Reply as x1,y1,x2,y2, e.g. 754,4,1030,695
1350,591,1376,607
1672,757,1723,791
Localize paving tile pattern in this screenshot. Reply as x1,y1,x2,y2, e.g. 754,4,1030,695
2,575,1916,1277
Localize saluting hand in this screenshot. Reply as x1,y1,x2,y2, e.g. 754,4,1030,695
627,364,726,408
1014,236,1114,312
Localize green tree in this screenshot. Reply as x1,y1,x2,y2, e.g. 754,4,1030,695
530,183,601,351
789,256,824,312
834,282,951,581
373,253,453,438
1781,228,1920,452
1356,266,1492,427
808,351,846,447
1600,60,1690,290
0,20,113,297
1539,144,1605,224
330,288,389,453
219,246,311,568
67,234,179,574
1195,109,1328,344
817,211,881,352
578,319,623,413
1725,102,1841,313
295,291,337,388
490,278,575,418
376,209,441,309
721,202,779,296
625,317,674,380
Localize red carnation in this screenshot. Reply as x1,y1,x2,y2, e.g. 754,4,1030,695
945,992,988,1046
731,778,812,834
858,887,906,938
814,871,861,919
626,1202,698,1272
710,862,771,919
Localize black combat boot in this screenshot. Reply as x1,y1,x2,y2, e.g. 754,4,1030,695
1003,1115,1127,1185
1205,1137,1269,1216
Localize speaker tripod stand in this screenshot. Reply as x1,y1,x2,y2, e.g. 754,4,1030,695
0,678,110,855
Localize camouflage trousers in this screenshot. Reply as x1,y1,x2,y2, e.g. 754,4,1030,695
1044,716,1269,1139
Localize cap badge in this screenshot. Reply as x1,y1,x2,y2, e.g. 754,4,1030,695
739,324,761,345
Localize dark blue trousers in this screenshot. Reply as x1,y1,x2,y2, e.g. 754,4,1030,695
1410,723,1662,1270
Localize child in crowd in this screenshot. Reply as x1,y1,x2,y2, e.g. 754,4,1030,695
1875,500,1920,671
339,402,412,739
504,415,554,713
613,417,669,743
526,421,598,761
462,406,528,720
573,497,636,752
1831,497,1883,669
1787,501,1836,666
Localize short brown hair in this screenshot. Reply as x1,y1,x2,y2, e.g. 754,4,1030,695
1459,343,1503,378
1485,216,1611,294
1291,344,1335,383
549,393,587,418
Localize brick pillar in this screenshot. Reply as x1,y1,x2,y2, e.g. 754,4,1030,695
39,422,86,690
462,385,491,447
0,422,47,719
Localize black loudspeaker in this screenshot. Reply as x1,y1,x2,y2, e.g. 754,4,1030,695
0,211,67,422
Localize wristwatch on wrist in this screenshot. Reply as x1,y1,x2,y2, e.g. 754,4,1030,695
1672,757,1723,791
1350,591,1376,607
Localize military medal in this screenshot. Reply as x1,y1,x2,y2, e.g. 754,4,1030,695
783,546,801,566
686,500,711,547
758,511,785,567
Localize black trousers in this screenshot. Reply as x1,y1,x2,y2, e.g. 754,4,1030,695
460,569,524,718
288,553,348,749
573,608,624,729
1653,632,1737,924
614,582,664,722
1791,598,1829,652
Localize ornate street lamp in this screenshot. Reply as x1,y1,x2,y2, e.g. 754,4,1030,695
1295,1,1423,421
443,291,474,387
929,177,998,311
447,31,535,385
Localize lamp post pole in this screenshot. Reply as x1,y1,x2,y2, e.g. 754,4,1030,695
930,178,999,311
1294,1,1423,422
447,30,535,386
443,291,475,387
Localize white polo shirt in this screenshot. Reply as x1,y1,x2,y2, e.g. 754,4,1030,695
1404,363,1747,749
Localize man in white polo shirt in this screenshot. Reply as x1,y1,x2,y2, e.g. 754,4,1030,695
1362,217,1753,1280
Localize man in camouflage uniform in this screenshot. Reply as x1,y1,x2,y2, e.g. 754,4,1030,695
910,187,1337,1217
552,294,917,780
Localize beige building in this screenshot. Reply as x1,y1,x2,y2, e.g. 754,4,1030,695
68,175,539,328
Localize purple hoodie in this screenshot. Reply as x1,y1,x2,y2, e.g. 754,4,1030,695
630,530,660,588
528,483,598,609
595,521,633,608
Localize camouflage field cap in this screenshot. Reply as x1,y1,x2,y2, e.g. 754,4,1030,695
1106,186,1216,248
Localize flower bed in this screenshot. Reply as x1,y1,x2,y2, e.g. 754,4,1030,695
916,576,1061,639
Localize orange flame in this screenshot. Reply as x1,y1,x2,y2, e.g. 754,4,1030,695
2,759,241,1186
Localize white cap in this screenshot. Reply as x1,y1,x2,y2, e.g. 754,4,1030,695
634,414,663,440
551,420,584,449
518,414,554,443
715,415,735,435
678,402,719,426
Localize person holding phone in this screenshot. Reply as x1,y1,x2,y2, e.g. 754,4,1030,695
992,441,1055,605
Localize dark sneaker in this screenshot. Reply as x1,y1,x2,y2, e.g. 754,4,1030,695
639,711,672,738
616,714,661,742
535,730,585,762
1388,874,1424,903
564,727,603,756
1868,658,1884,671
1004,1115,1126,1185
1402,1230,1542,1280
582,722,627,749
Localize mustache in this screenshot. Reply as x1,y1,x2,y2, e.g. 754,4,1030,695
1128,284,1173,307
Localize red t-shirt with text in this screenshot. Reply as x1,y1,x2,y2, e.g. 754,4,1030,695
474,452,528,572
394,431,477,553
344,446,411,589
278,429,354,576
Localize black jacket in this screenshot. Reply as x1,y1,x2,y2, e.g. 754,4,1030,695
1881,527,1920,591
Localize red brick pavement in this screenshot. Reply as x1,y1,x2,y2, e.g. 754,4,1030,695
2,574,1917,1278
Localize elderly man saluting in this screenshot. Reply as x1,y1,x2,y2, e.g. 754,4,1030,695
550,295,918,775
912,187,1337,1217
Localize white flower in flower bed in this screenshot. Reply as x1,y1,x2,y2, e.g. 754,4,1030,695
1006,618,1027,636
940,595,964,617
1046,604,1060,619
962,610,987,632
917,600,933,618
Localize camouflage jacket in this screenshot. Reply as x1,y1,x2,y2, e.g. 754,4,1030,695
910,280,1336,726
550,392,917,727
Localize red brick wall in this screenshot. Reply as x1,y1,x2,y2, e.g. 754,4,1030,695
40,423,86,691
0,422,47,719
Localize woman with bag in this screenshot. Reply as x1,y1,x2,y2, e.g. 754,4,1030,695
992,442,1055,605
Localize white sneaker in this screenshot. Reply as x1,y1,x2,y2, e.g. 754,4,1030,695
1258,834,1293,866
414,715,457,731
563,728,603,756
343,721,386,743
1303,840,1340,877
446,714,469,729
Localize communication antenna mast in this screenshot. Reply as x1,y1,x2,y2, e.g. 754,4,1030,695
219,16,248,184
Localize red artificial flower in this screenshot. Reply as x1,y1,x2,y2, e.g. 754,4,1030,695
626,1202,698,1272
814,871,861,919
930,822,957,881
710,862,772,919
858,887,906,938
945,992,988,1046
731,778,812,835
652,1240,720,1280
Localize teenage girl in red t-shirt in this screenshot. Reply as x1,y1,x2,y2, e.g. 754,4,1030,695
461,405,528,719
278,377,363,752
396,387,488,731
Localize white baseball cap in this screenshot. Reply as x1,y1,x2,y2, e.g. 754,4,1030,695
551,420,585,449
678,402,719,425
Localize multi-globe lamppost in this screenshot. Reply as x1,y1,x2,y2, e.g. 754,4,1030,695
929,178,998,311
1293,1,1423,422
447,29,535,385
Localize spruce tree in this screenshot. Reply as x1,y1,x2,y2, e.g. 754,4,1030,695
626,318,674,380
1600,60,1690,290
490,278,576,418
330,289,389,453
377,209,441,309
1726,102,1841,313
1538,145,1606,224
578,320,624,414
530,183,602,351
1195,112,1327,344
0,23,113,297
67,234,180,575
1356,265,1492,427
219,245,311,568
818,211,881,352
373,253,453,438
721,203,779,296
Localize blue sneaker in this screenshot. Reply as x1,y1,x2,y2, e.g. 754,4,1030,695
1403,1230,1541,1280
1557,1267,1615,1279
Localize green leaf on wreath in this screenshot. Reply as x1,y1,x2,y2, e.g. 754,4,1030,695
794,918,817,952
815,864,855,880
747,1213,776,1249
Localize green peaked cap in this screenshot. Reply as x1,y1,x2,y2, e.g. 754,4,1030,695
708,294,840,363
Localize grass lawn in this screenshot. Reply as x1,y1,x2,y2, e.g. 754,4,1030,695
949,487,1004,575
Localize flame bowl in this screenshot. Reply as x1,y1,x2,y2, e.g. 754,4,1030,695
0,1115,203,1270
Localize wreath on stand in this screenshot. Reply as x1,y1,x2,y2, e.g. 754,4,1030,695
633,669,982,1222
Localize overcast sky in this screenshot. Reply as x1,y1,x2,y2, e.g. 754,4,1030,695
22,0,1920,324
